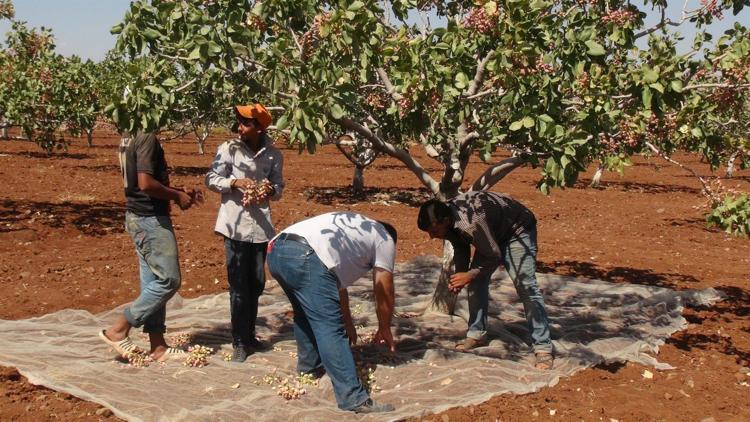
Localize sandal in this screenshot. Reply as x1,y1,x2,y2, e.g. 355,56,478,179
153,347,186,362
534,351,554,370
455,337,488,351
99,329,142,358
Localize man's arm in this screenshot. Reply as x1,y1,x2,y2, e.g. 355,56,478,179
372,267,396,352
137,172,192,210
266,149,284,201
446,231,472,273
204,143,234,193
339,288,357,345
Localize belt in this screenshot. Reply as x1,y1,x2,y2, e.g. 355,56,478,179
275,232,309,246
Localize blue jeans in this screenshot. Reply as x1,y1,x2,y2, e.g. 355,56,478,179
466,226,552,353
267,238,369,411
224,237,267,348
123,212,182,334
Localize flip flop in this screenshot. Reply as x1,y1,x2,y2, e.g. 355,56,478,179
534,351,554,370
99,329,141,358
153,347,186,362
455,337,488,351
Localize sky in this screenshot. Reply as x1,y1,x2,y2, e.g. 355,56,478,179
0,1,748,61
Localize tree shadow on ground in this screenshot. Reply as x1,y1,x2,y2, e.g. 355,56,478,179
573,179,702,195
669,285,750,365
663,217,707,228
0,199,125,236
537,260,699,289
79,164,120,173
171,165,209,177
304,186,432,207
0,150,93,160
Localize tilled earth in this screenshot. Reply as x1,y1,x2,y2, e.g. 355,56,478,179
0,132,748,421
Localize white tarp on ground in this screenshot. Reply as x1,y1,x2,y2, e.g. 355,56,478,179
0,256,723,421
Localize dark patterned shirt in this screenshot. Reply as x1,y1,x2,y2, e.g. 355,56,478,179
446,191,536,277
118,132,170,216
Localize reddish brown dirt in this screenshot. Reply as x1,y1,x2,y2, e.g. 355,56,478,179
0,132,748,421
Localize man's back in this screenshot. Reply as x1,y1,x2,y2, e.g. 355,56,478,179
281,212,395,287
450,191,536,254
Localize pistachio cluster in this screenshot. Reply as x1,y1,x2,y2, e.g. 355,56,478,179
184,345,214,368
241,179,273,206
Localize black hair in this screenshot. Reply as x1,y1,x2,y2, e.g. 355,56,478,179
417,199,452,231
376,220,398,243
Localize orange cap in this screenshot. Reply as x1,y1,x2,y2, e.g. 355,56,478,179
234,103,273,130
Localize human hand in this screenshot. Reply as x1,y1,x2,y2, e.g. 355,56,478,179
255,179,274,200
175,189,193,210
188,188,205,206
345,322,358,346
374,327,396,353
448,272,475,293
232,178,255,191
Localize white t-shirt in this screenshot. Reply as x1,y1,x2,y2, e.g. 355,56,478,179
278,212,396,288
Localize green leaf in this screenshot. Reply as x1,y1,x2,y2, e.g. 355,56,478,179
691,127,703,138
642,67,659,83
509,120,524,131
188,46,202,60
348,1,365,11
538,114,554,123
585,40,606,56
275,115,289,131
142,28,160,41
522,116,535,128
642,87,652,108
529,0,548,10
649,82,664,93
330,104,344,119
454,72,469,89
670,80,683,93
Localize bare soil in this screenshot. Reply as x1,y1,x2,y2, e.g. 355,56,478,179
0,132,748,421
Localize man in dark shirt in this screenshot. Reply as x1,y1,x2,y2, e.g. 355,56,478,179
417,191,554,369
99,132,201,362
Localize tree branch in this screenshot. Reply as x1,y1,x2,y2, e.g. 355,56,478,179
332,116,440,194
174,78,197,93
470,155,526,191
376,67,403,101
644,141,712,197
683,83,750,91
466,52,496,97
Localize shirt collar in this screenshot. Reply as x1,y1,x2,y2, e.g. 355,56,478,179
239,134,269,158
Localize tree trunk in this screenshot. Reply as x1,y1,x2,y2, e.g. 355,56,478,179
1,124,7,139
86,128,94,147
429,240,459,314
590,163,604,187
726,150,740,178
196,131,209,155
352,165,365,193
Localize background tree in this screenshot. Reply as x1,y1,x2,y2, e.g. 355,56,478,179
0,1,115,151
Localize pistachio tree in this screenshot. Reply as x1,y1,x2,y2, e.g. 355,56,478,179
112,0,750,310
0,2,110,150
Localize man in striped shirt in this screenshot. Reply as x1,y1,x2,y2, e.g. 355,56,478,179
417,191,554,369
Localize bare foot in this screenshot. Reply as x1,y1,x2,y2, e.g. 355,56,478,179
104,329,127,342
150,345,168,361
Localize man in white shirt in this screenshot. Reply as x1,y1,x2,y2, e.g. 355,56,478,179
205,104,284,362
266,212,397,413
